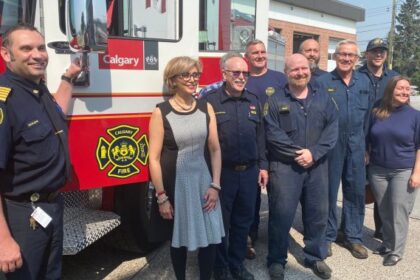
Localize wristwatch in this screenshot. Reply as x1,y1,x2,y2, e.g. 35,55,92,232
61,74,73,84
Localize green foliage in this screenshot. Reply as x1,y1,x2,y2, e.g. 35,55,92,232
393,0,420,87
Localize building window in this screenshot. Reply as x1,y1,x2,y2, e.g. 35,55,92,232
267,29,285,71
327,37,343,71
293,32,319,53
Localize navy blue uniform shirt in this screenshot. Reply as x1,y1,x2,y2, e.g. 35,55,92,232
0,69,66,196
246,69,287,105
264,83,338,163
317,69,372,152
203,85,268,170
358,64,399,103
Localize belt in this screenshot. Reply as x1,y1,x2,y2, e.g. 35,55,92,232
4,191,60,203
223,161,256,172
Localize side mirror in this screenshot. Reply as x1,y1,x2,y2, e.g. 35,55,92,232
66,0,108,53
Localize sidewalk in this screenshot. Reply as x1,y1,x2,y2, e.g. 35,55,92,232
134,189,420,280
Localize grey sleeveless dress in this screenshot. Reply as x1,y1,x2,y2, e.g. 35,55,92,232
152,100,224,251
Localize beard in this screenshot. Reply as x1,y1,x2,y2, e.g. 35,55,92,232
288,75,310,87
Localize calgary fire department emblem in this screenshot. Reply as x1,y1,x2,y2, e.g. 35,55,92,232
96,125,149,178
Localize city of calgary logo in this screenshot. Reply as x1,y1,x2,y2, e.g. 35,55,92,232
96,125,149,178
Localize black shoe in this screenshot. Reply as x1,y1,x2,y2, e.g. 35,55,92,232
342,241,368,259
326,242,332,257
268,263,284,280
372,246,390,256
306,260,332,279
230,266,255,280
383,254,402,266
373,231,383,241
214,268,234,280
335,230,345,245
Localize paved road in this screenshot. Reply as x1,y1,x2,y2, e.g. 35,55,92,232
1,191,419,280
57,190,420,279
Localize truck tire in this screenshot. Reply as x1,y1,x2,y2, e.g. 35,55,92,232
104,182,159,253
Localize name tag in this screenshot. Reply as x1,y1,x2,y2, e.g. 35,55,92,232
31,207,52,228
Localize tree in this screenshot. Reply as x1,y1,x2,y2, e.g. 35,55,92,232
392,0,420,87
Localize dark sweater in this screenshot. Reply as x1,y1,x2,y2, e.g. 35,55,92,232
369,104,420,169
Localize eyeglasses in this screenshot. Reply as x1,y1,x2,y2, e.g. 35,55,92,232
335,52,359,59
224,70,250,78
176,72,202,81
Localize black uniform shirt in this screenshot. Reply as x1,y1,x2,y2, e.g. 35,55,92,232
0,69,66,196
203,85,268,170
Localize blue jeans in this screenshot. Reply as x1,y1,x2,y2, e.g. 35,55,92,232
267,161,329,267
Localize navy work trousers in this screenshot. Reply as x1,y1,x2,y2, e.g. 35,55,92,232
326,142,366,244
215,165,258,270
3,195,64,280
267,161,329,267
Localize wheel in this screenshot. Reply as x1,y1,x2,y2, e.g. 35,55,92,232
104,182,159,253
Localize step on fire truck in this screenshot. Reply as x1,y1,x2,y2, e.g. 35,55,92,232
0,0,282,254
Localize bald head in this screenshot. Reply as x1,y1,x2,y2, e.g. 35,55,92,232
284,54,311,89
285,54,309,72
299,39,321,69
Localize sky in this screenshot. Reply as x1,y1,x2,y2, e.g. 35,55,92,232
339,0,397,51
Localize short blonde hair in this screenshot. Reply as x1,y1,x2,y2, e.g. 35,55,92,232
163,56,202,94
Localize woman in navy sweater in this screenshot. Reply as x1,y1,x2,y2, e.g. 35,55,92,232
367,76,420,266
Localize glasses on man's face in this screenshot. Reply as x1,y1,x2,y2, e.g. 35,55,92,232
176,72,202,81
224,70,250,78
335,52,358,59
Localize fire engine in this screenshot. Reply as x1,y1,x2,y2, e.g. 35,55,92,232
0,0,279,254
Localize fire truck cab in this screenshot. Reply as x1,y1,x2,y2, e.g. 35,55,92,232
0,0,274,254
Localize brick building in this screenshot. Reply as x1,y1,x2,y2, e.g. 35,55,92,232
269,0,365,71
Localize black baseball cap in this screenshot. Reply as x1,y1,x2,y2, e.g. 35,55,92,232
366,38,388,52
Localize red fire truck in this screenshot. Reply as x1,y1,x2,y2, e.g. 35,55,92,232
0,0,279,254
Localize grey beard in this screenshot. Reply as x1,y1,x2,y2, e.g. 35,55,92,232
309,61,318,72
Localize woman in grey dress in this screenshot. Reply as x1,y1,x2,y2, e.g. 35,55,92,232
149,56,224,279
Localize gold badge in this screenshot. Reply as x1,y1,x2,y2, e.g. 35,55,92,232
0,108,3,125
96,125,149,178
265,87,275,96
327,87,336,93
263,102,269,116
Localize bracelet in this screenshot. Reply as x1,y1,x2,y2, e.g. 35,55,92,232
210,182,221,191
155,190,166,197
157,195,169,205
61,74,73,84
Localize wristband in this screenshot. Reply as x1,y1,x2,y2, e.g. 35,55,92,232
61,74,73,84
157,195,169,205
155,190,166,197
210,182,221,191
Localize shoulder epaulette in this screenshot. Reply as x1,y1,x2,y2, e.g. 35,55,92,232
0,86,12,102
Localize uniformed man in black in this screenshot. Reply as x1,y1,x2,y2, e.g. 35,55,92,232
0,25,81,279
203,53,268,280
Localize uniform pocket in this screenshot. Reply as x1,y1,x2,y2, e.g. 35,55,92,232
278,113,295,132
21,123,52,143
357,90,370,110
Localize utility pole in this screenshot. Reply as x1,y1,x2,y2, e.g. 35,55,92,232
388,0,397,69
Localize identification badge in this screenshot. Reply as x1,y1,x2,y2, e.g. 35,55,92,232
31,207,52,228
